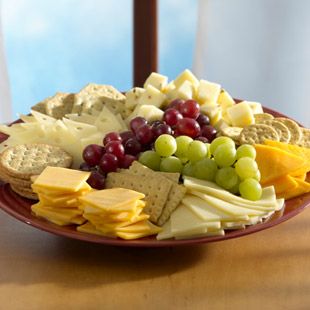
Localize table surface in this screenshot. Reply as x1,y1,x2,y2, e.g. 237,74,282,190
0,206,309,310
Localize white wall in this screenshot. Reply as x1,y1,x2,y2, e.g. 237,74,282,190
194,0,310,126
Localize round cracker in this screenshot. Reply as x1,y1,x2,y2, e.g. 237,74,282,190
10,184,38,200
261,120,291,143
254,113,274,123
275,117,302,144
240,124,279,145
298,127,310,148
0,144,72,179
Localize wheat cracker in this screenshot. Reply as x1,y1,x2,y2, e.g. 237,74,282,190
0,144,72,179
240,124,279,145
275,117,302,144
261,120,291,143
298,127,310,148
254,113,274,123
105,172,172,223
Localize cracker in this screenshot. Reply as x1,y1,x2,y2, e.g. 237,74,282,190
275,117,302,144
240,124,279,145
0,144,72,179
71,84,128,117
45,92,75,119
262,120,291,143
31,96,51,115
299,128,310,148
157,172,180,183
254,113,274,123
125,162,185,225
10,184,38,200
105,172,172,223
220,127,242,143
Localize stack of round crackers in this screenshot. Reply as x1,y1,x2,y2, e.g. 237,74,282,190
0,144,72,199
220,113,309,147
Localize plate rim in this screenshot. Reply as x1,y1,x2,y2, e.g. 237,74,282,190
0,105,309,247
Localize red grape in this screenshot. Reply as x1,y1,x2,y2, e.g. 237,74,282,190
152,123,172,138
179,100,200,119
103,132,121,146
99,153,118,173
87,171,106,189
196,136,209,143
82,144,105,166
200,125,217,142
151,120,165,128
105,140,125,159
120,131,135,145
175,118,200,138
80,162,95,171
119,154,136,169
166,99,184,111
196,114,210,127
124,138,142,155
163,108,183,127
130,117,147,133
135,124,154,145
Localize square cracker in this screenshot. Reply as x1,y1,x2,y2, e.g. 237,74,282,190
71,84,130,118
122,162,186,225
105,172,172,223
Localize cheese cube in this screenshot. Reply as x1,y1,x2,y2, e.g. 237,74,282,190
174,80,193,100
135,105,164,122
197,80,221,105
125,87,145,110
217,89,235,110
246,101,264,114
144,72,168,91
173,69,199,89
138,85,166,108
162,81,176,94
226,102,255,127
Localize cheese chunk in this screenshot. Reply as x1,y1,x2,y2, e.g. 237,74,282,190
226,101,255,127
174,69,199,89
138,85,166,108
217,89,235,110
144,72,168,91
197,80,221,105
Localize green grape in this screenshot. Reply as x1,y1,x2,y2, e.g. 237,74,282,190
154,134,177,157
194,158,218,181
175,135,193,158
239,178,262,201
213,144,237,167
236,144,256,159
138,150,161,171
186,140,207,162
235,157,258,180
253,169,261,181
182,162,196,177
228,181,240,194
160,156,183,173
210,136,235,155
179,157,189,164
205,143,211,158
215,167,239,190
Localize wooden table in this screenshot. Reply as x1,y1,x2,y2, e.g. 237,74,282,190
0,206,309,310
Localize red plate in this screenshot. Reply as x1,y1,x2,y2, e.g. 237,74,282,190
0,106,309,247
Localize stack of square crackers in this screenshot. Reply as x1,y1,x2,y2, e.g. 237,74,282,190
0,144,72,199
105,161,187,226
31,84,132,121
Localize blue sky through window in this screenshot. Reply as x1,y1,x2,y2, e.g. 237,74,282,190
1,0,198,117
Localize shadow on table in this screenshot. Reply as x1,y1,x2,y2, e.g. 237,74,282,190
0,232,207,287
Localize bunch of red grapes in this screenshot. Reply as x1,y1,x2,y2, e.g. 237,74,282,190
80,99,217,189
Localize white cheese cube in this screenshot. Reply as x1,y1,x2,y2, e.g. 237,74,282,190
197,80,221,105
138,84,166,108
126,104,164,123
217,89,235,111
173,69,199,89
175,80,193,100
226,101,255,127
246,101,264,114
125,87,145,110
144,72,168,91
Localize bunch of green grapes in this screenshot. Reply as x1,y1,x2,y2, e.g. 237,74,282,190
138,134,262,201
